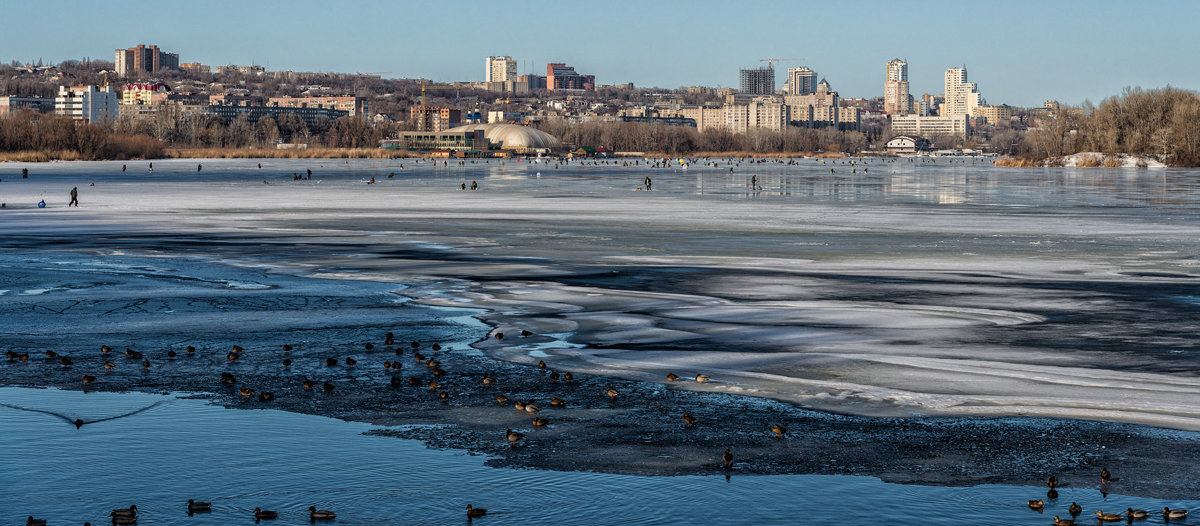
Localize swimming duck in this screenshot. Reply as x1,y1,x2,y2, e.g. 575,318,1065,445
496,394,509,404
74,419,84,429
385,332,395,345
606,386,619,400
141,359,151,369
1068,502,1082,517
1163,508,1188,519
185,345,195,353
186,499,212,512
364,342,374,351
309,506,335,520
431,343,442,351
525,403,540,413
1046,475,1058,489
221,372,237,385
101,345,114,353
45,350,58,358
532,417,548,426
240,385,256,397
167,350,177,358
322,381,335,392
408,377,422,386
521,330,533,337
695,374,710,383
282,344,293,352
467,504,487,518
110,505,137,518
424,358,439,368
326,357,338,366
413,353,425,362
83,375,97,384
771,423,787,438
411,341,420,349
390,376,403,387
124,349,142,359
258,392,274,402
722,448,733,468
302,379,317,390
427,380,442,390
548,371,559,382
282,358,292,367
1095,511,1123,522
254,508,278,520
682,413,698,427
1100,468,1111,483
226,352,240,361
1126,508,1149,519
550,397,565,407
231,345,244,353
1029,499,1044,511
481,376,495,387
514,400,526,411
1052,516,1074,526
563,372,573,381
345,357,357,366
26,517,47,526
439,391,449,401
433,368,446,376
494,332,504,340
506,429,525,445
537,360,546,369
666,373,680,382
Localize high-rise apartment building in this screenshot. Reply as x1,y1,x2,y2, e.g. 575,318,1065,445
546,63,594,91
485,56,518,83
739,66,774,95
942,66,982,117
785,67,817,95
114,44,179,77
883,59,911,115
55,85,119,122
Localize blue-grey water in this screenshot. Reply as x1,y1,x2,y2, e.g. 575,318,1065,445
2,387,1195,526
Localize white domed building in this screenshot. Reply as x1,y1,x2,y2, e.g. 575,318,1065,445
446,123,563,154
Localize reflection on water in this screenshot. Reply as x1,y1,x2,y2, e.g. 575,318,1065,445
2,387,1196,525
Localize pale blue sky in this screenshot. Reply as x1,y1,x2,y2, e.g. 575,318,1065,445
4,0,1196,107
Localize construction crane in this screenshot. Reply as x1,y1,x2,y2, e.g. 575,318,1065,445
759,57,805,69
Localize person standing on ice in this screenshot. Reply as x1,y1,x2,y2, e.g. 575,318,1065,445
197,163,202,172
68,187,78,207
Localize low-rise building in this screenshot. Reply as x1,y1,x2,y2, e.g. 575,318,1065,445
0,96,55,117
970,104,1014,125
121,82,171,105
200,104,348,125
381,129,487,152
269,96,367,118
55,85,119,122
890,114,969,137
885,134,931,153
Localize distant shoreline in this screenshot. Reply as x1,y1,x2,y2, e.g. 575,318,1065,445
1,148,859,163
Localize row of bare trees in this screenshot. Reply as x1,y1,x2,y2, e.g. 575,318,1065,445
532,119,869,155
0,111,162,159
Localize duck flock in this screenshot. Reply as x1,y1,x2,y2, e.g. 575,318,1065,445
1029,473,1190,525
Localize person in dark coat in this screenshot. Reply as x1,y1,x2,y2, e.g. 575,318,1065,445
69,187,78,207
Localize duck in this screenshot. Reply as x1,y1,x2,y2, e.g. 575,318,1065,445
606,386,619,400
74,419,85,429
104,361,117,370
124,349,142,359
167,350,177,358
525,403,540,413
227,351,241,361
185,345,195,353
433,368,447,377
364,342,375,351
514,400,526,411
221,372,237,385
537,360,547,369
427,380,442,390
322,381,335,392
494,332,504,340
231,345,244,353
771,423,787,438
722,448,733,468
1163,508,1188,519
302,379,317,390
411,341,421,349
110,504,137,518
390,376,403,387
26,517,47,526
408,377,422,386
439,391,449,401
550,397,565,407
345,357,357,366
521,329,533,337
495,394,510,405
532,417,548,426
431,343,442,351
1029,499,1044,511
425,358,440,369
682,413,698,427
1100,467,1111,483
384,332,395,345
563,372,574,381
326,357,339,366
1068,502,1082,517
506,429,525,445
1095,511,1124,522
548,371,559,382
481,376,495,387
240,385,256,397
141,359,151,369
83,375,97,384
282,344,293,352
258,392,275,402
1052,516,1075,526
467,504,487,518
413,353,425,362
666,373,680,382
101,345,114,353
1126,508,1149,519
254,507,278,520
1046,475,1058,488
308,506,336,520
695,374,710,383
186,499,212,512
282,358,292,367
45,350,58,358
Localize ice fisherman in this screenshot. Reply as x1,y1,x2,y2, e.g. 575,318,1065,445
69,187,78,207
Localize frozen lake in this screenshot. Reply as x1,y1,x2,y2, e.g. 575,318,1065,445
2,157,1197,429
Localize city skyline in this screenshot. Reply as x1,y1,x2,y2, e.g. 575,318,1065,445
2,0,1197,107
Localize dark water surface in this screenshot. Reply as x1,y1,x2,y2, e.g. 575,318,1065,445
3,387,1196,526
